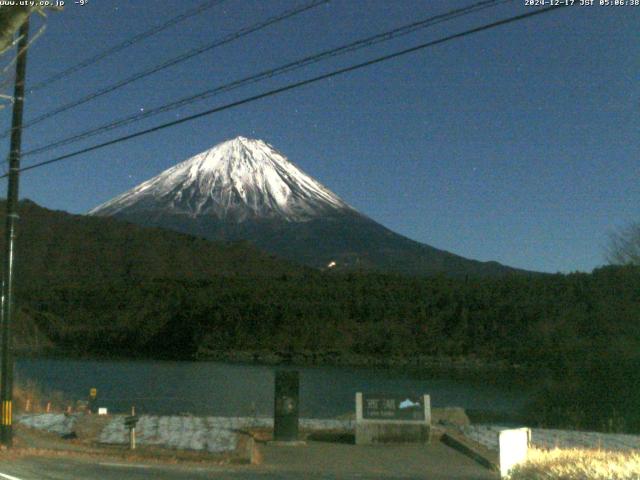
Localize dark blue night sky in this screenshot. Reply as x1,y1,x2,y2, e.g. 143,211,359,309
1,0,638,273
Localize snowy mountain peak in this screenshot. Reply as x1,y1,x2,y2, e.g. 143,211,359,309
89,136,353,222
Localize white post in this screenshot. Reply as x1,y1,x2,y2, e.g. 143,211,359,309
129,406,136,450
355,392,363,421
498,427,530,478
423,394,431,425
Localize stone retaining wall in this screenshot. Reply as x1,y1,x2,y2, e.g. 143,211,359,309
18,414,354,453
460,424,640,452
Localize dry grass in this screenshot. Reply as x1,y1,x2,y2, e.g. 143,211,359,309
509,447,640,480
13,380,71,414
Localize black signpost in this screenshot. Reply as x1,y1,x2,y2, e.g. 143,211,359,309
273,370,299,442
124,415,139,429
124,406,139,450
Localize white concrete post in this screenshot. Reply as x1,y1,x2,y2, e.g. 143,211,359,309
423,394,431,425
498,427,530,478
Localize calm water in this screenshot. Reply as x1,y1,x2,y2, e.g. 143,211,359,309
16,358,530,418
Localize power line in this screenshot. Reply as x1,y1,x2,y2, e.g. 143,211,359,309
27,0,227,93
3,4,567,180
22,0,512,158
0,0,327,140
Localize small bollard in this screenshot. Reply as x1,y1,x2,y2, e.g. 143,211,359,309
46,401,51,413
125,406,139,450
25,399,31,413
129,407,136,450
88,388,97,414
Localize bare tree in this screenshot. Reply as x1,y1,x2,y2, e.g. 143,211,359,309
0,5,62,56
0,7,33,56
607,223,640,266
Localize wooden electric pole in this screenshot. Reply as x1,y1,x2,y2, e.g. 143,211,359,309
0,17,29,447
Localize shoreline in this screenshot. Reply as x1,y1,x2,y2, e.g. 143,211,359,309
16,347,525,374
194,349,521,372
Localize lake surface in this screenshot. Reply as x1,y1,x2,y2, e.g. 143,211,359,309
16,357,531,418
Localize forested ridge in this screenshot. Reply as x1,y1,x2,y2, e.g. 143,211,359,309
18,266,640,433
20,267,637,363
3,200,640,433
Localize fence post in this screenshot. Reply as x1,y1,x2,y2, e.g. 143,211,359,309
129,406,136,450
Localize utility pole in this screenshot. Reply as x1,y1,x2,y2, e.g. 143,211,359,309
0,17,29,447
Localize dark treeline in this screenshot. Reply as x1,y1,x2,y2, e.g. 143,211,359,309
17,265,640,433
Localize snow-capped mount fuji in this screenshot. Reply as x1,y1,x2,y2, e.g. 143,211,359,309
90,136,522,277
89,137,353,222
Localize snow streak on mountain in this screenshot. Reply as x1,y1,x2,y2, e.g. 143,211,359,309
90,136,353,222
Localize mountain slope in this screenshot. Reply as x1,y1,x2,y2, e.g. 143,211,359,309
1,199,303,289
91,136,524,276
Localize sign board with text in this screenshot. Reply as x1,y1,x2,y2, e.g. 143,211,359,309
362,394,425,421
356,392,431,445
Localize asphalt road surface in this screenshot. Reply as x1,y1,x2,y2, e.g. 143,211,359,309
0,441,498,480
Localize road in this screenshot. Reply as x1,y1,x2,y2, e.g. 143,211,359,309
0,441,498,479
